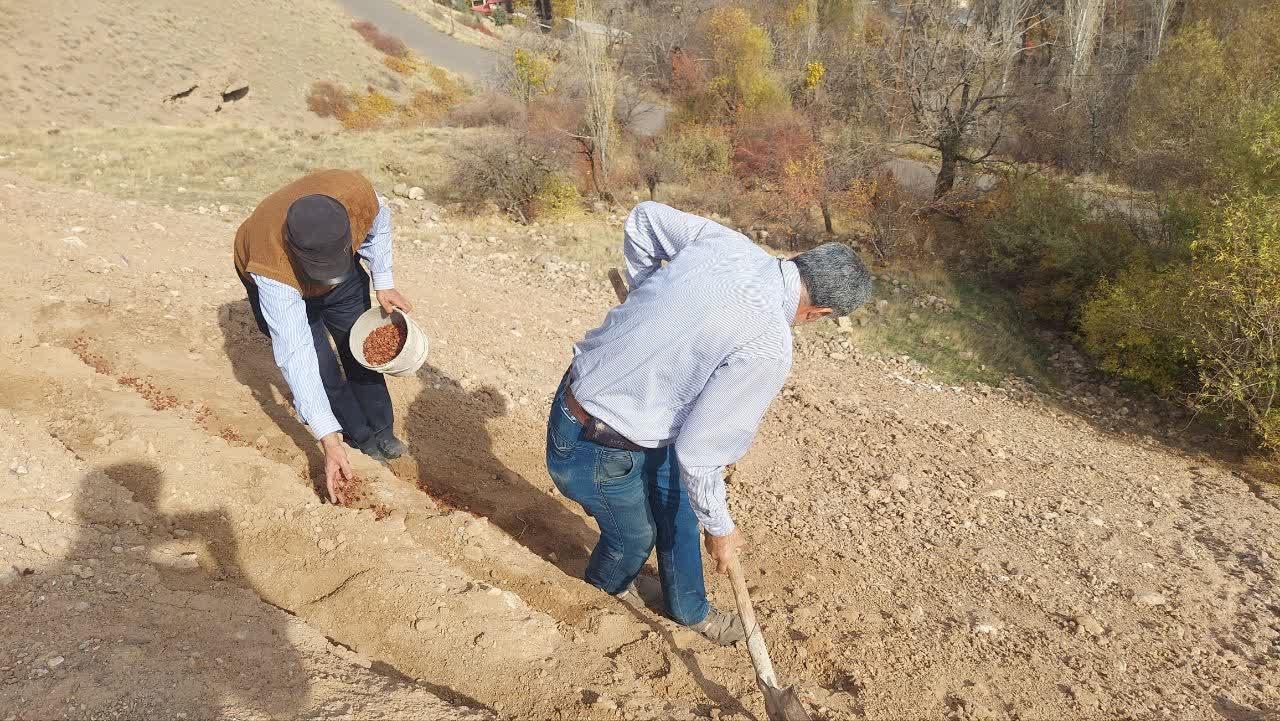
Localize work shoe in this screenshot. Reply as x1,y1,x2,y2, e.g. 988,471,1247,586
376,433,408,460
356,438,392,464
689,606,746,646
614,583,645,609
612,576,663,611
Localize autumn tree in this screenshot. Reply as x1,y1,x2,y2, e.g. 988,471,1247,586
893,0,1032,197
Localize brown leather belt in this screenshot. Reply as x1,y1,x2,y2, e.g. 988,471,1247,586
563,384,647,452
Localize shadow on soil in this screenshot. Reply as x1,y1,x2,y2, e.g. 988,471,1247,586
399,363,598,578
0,462,309,717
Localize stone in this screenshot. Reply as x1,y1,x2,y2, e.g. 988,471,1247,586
971,616,1002,635
837,315,853,329
889,473,911,492
1135,591,1167,607
408,186,426,201
220,176,243,190
875,299,890,314
393,183,410,198
69,565,94,579
1075,614,1104,636
62,236,86,248
46,656,64,669
222,79,250,98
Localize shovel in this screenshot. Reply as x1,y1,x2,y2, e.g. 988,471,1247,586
727,557,813,721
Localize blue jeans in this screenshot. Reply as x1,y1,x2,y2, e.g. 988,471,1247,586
545,378,709,626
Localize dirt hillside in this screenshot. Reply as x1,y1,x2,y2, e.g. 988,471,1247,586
0,0,395,129
0,165,1277,721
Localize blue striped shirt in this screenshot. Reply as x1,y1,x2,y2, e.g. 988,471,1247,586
570,202,800,536
251,197,395,440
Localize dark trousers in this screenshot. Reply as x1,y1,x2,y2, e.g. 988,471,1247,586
242,264,393,447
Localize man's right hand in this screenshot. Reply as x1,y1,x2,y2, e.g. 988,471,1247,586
703,528,746,574
321,432,352,504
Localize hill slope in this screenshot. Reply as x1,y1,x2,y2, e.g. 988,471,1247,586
0,165,1276,719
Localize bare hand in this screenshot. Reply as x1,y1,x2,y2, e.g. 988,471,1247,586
375,288,414,315
321,433,352,504
704,529,746,574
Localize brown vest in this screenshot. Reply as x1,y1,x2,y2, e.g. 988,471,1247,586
234,170,379,297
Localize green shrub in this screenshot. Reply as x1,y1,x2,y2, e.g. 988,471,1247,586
1181,193,1280,448
975,177,1144,327
665,125,732,177
1083,193,1280,449
1080,265,1191,393
533,174,582,218
491,6,510,25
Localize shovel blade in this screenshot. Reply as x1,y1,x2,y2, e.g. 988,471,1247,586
760,681,812,721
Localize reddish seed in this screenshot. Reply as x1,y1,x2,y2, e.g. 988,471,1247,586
363,322,406,365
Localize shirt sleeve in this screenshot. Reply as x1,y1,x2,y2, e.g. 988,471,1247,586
673,332,791,536
622,201,712,290
251,274,343,440
357,196,394,291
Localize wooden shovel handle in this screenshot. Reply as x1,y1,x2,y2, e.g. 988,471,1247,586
608,268,629,303
728,556,780,689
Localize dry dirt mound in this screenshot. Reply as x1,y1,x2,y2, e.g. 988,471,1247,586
0,0,393,129
0,171,1277,720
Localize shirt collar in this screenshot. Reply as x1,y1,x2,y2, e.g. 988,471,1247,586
781,259,801,324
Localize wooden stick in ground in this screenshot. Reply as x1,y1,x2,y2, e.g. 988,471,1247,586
727,557,812,721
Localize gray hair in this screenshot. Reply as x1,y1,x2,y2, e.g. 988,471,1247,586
793,243,873,316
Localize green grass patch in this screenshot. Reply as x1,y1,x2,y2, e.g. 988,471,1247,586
848,272,1054,387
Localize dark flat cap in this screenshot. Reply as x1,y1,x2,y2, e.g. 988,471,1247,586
285,194,354,285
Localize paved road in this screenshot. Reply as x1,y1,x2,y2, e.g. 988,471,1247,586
337,0,499,78
334,0,668,135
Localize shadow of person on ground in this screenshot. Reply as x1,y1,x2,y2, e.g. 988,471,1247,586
400,365,742,711
400,364,596,577
0,462,310,718
217,300,327,499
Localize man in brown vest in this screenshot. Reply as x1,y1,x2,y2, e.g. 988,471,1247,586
234,169,413,503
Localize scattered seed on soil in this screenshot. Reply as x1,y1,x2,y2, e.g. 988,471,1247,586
363,323,406,365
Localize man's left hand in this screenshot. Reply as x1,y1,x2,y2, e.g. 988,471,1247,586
375,289,414,314
704,529,746,575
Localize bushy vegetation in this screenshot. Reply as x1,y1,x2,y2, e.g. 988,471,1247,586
311,0,1280,453
350,20,410,58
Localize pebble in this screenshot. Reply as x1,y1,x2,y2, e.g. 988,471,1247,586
46,656,64,669
889,473,911,492
1075,614,1104,636
62,236,86,248
1135,592,1167,607
74,601,90,612
318,538,337,552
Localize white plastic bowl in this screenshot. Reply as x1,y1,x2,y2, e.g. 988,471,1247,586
349,307,429,377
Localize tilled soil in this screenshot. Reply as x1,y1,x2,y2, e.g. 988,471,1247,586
0,172,1277,721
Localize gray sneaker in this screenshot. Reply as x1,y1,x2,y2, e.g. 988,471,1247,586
689,606,746,646
377,433,407,460
614,583,645,608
